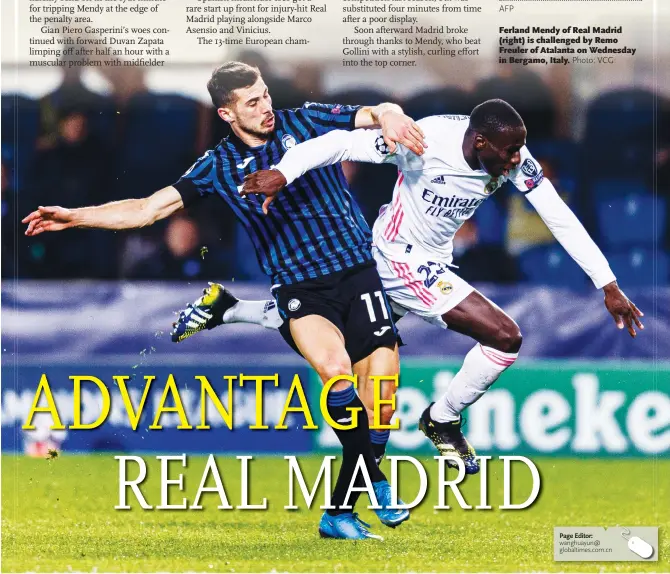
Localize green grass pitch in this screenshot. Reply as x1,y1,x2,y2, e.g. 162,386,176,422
2,454,668,572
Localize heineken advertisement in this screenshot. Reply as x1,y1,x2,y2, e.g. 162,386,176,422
1,361,667,457
313,361,670,458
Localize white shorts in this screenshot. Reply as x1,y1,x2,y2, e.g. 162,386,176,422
372,245,475,329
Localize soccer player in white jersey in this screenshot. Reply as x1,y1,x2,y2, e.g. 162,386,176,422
174,99,644,473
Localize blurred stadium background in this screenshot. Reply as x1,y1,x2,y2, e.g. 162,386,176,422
2,46,669,460
2,1,670,566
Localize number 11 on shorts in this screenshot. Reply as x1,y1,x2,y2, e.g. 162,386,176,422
361,291,389,322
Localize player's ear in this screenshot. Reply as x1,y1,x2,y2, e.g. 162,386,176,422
218,107,234,124
474,134,487,151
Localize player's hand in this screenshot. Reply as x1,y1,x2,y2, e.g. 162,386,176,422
378,110,426,156
603,281,644,338
22,206,75,236
241,170,288,215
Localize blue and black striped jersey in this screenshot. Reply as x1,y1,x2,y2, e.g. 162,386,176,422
173,103,373,286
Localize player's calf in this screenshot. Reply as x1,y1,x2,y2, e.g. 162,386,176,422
355,344,399,464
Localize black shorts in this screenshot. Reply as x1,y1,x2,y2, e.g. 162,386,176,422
273,261,401,365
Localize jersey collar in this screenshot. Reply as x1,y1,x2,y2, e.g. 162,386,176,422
225,126,273,153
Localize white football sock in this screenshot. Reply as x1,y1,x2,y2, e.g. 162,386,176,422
223,300,283,330
430,344,518,423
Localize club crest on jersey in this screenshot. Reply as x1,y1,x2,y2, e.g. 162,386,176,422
485,178,500,194
437,280,453,295
431,175,446,185
282,134,297,150
288,298,301,312
520,159,544,190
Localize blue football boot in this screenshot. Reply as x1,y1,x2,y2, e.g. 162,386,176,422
419,403,480,474
318,512,383,541
371,480,410,528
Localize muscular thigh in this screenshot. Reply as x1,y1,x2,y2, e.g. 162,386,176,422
289,315,344,359
289,315,352,389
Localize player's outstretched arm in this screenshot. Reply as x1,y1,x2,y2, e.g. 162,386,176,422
241,129,398,213
22,186,184,236
525,179,644,337
257,128,400,187
355,103,426,155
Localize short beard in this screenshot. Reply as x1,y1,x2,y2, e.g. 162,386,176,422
237,121,273,141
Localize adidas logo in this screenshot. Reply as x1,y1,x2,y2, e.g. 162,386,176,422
431,175,446,185
184,306,212,329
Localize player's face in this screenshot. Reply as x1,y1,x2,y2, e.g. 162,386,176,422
476,126,526,178
223,77,275,137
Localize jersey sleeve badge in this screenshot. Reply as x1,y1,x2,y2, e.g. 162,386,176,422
520,158,544,190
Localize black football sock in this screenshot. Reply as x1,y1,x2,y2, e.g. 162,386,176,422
370,429,390,464
346,429,391,510
325,384,386,516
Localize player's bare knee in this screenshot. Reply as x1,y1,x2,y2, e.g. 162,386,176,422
492,319,523,353
316,357,353,388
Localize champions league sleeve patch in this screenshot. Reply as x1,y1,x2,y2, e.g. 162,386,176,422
520,158,544,191
374,135,392,156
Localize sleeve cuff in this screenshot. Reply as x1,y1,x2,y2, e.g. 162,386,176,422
173,179,202,208
591,268,617,290
272,164,301,187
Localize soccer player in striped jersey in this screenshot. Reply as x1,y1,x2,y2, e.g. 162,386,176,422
193,99,644,475
22,61,428,540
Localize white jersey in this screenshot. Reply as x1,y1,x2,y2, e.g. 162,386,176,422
275,115,616,291
368,115,544,265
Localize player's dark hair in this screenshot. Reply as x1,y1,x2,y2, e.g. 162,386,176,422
468,99,524,137
207,61,261,108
